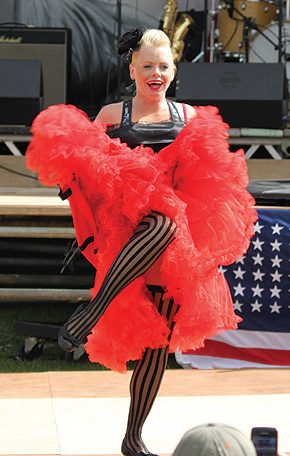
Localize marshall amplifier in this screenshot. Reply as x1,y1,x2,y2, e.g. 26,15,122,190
0,27,71,114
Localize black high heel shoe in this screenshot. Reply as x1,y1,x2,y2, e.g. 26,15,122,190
58,303,87,352
121,440,159,456
58,324,83,352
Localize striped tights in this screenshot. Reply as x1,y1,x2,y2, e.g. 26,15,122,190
65,211,177,343
123,286,180,454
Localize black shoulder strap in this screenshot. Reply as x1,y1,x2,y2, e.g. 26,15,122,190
121,98,132,126
167,99,182,122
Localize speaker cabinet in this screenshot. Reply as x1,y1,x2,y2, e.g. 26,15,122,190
176,62,288,129
0,59,43,126
0,27,71,111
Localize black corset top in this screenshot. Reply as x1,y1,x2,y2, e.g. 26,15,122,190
106,98,186,153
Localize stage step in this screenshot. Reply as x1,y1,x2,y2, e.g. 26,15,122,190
0,226,76,238
0,287,91,301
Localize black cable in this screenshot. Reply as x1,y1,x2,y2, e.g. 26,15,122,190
0,163,38,181
0,22,28,27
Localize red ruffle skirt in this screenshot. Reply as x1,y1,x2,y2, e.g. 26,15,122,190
26,104,257,373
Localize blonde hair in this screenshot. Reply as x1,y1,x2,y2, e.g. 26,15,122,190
131,29,174,66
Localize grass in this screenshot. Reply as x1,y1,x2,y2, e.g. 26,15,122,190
0,300,181,373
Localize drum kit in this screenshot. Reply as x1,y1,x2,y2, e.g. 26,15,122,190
211,0,290,85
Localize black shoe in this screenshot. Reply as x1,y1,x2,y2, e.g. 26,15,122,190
58,304,87,352
58,324,83,352
121,440,159,456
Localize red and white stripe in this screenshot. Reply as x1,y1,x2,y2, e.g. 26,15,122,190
175,329,290,369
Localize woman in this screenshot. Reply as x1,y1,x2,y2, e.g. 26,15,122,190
26,29,257,456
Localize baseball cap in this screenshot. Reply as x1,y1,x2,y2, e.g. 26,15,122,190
172,423,257,456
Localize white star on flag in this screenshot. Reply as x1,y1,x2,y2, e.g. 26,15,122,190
251,284,264,297
270,285,282,298
233,283,246,296
252,237,265,251
270,239,282,251
233,266,246,280
251,300,263,312
271,255,283,268
252,252,264,265
233,300,243,312
271,223,284,235
252,268,265,281
269,302,282,313
271,270,283,282
254,221,264,234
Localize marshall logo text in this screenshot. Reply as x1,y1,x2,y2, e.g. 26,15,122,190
0,35,23,43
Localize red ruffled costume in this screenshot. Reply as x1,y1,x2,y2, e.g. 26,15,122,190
26,104,257,373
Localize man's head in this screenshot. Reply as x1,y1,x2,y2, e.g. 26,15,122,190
173,423,257,456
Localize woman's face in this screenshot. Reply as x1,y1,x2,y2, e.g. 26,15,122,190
130,45,176,100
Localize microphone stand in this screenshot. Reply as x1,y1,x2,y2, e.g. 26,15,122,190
243,20,250,62
223,0,280,62
209,0,217,62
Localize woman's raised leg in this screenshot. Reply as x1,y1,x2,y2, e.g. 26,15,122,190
58,212,177,351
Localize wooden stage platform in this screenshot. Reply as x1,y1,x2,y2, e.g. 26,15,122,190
0,369,290,455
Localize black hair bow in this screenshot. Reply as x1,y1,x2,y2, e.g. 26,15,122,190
116,28,144,55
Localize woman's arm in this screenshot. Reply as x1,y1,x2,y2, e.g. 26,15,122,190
175,102,197,122
184,103,197,121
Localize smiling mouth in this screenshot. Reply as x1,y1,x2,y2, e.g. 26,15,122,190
147,81,163,89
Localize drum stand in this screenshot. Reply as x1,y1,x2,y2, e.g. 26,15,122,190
222,0,282,62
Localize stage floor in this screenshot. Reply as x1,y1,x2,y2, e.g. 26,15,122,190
0,368,290,456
